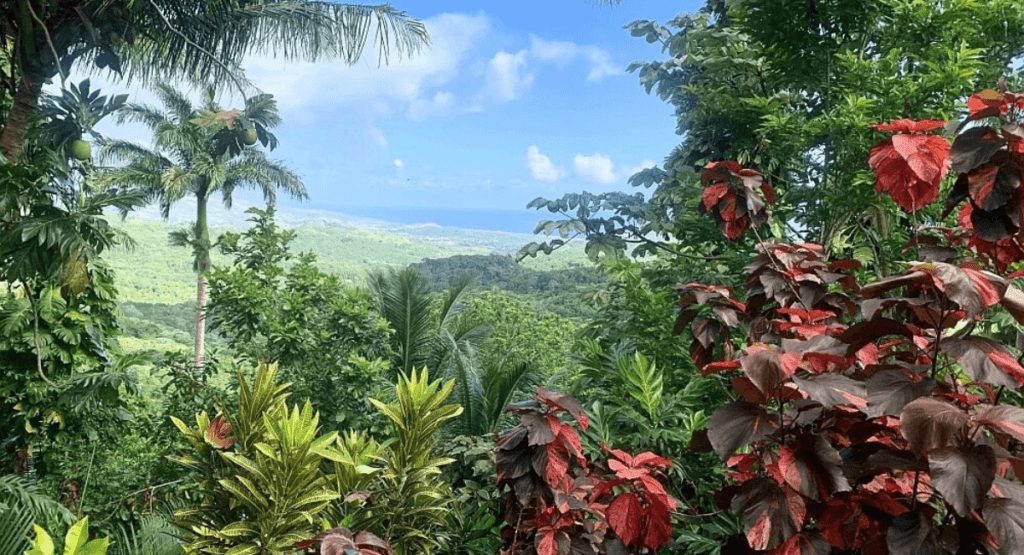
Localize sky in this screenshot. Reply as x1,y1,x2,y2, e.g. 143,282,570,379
83,0,705,233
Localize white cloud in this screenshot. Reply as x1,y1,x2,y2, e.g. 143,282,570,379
369,127,388,147
529,36,577,66
393,159,404,170
242,13,490,121
408,91,454,120
526,145,563,182
476,50,533,105
573,153,617,184
529,36,620,81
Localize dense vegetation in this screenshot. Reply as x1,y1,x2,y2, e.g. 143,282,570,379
7,2,1024,555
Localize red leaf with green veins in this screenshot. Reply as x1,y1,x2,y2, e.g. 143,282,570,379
900,397,968,455
975,405,1024,442
928,445,996,516
708,401,779,459
942,337,1024,389
607,492,644,546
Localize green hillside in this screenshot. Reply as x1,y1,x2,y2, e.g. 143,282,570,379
106,213,592,305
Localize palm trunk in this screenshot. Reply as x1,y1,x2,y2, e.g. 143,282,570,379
1,71,42,161
194,193,211,369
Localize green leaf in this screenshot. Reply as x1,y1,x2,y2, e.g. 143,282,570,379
63,518,89,555
25,525,53,555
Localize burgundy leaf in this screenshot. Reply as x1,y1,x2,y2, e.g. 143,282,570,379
886,510,939,555
204,417,234,450
950,126,1007,174
983,497,1024,555
942,337,1024,389
708,401,779,459
929,444,996,516
741,345,801,395
900,397,968,455
865,370,935,418
778,434,850,502
535,388,589,431
928,262,1007,319
731,478,805,550
791,372,867,411
693,317,722,349
836,319,915,356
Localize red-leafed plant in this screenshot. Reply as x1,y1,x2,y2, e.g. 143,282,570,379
677,83,1024,554
495,388,676,555
296,527,393,555
698,161,776,240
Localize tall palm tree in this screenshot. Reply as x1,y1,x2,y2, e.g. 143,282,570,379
1,1,429,161
96,84,305,369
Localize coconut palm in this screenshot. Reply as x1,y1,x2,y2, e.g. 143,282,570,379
1,1,429,160
96,84,305,369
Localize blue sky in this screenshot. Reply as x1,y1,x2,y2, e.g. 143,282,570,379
89,0,705,232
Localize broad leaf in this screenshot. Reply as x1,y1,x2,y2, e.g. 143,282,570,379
608,492,644,546
708,401,778,459
900,397,967,454
866,370,935,418
942,337,1024,389
975,405,1024,442
731,478,804,550
792,372,867,410
928,445,996,516
768,532,830,555
886,510,939,555
983,497,1024,555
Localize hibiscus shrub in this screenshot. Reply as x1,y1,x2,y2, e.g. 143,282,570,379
495,388,676,555
678,81,1024,555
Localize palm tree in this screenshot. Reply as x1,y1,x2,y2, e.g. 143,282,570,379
366,268,543,434
1,1,429,161
96,84,305,369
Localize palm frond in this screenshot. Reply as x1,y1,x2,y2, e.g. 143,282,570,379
119,2,429,91
367,266,435,376
481,361,543,433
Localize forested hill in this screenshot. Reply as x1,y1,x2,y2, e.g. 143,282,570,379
412,253,605,294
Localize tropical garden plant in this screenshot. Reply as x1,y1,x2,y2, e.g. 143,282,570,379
670,83,1024,554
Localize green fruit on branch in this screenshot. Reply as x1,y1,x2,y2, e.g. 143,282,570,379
242,128,258,146
70,140,91,160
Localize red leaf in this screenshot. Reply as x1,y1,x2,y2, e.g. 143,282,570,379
872,119,948,133
642,495,674,550
703,360,743,375
768,532,831,555
607,492,645,546
204,417,234,450
536,528,558,555
967,90,1010,116
703,182,730,210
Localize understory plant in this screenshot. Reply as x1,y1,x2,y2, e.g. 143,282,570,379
496,388,676,555
345,369,464,555
168,362,344,555
675,83,1024,554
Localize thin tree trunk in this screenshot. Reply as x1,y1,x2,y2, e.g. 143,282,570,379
194,193,211,369
1,71,42,161
195,272,207,369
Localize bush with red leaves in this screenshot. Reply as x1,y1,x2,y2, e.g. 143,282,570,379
495,388,676,555
678,82,1024,553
